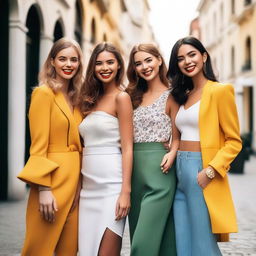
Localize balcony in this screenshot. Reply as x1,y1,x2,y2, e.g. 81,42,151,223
236,2,255,24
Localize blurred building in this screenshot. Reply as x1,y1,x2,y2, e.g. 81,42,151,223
189,17,200,39
0,0,154,200
195,0,256,151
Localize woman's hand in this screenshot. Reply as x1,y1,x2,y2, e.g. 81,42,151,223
115,192,131,221
197,168,213,189
39,190,58,223
160,151,175,173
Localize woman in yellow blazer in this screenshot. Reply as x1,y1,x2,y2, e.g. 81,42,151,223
168,36,242,255
17,38,84,256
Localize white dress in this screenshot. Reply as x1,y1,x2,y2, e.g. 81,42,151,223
78,111,125,256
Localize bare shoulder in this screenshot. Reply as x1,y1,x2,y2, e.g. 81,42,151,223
166,93,179,109
116,91,132,104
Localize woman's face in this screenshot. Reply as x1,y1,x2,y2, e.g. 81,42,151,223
51,46,80,82
133,51,162,82
177,44,207,78
94,51,120,84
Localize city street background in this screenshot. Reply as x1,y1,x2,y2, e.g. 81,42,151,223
1,0,256,255
1,156,256,256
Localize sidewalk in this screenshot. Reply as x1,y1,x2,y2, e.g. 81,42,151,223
1,156,256,256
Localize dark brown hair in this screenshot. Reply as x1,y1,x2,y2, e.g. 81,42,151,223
79,42,125,115
126,44,169,109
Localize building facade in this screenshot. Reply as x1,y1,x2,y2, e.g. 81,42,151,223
196,0,256,152
0,0,153,200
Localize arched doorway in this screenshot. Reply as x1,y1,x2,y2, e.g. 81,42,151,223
54,19,64,42
75,0,83,47
0,0,9,200
25,5,41,163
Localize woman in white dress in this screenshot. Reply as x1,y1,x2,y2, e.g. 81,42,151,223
78,42,133,256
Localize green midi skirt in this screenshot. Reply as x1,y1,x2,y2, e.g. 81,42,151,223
129,142,177,256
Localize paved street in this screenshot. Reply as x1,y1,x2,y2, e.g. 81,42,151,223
1,156,256,256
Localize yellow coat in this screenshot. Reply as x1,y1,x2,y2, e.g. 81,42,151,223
199,80,242,242
18,85,82,255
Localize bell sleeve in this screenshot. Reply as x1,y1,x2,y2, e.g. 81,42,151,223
17,86,59,186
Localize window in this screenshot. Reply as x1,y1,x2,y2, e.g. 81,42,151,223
244,0,252,6
231,0,235,15
90,18,96,44
242,37,252,71
231,46,235,76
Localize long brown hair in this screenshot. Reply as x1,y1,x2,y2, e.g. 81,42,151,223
79,42,125,116
126,44,169,109
38,37,84,105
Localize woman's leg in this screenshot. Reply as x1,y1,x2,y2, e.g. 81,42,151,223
55,206,78,256
173,153,191,255
130,143,176,256
177,151,221,256
97,228,122,256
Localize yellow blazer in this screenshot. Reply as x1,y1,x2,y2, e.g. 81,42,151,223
199,80,242,242
17,85,83,254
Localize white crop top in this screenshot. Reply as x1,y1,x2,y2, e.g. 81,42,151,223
175,101,200,141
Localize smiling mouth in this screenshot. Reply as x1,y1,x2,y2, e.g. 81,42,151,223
185,66,196,73
142,70,153,77
100,73,112,79
63,69,73,75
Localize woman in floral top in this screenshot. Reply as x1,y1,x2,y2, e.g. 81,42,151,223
126,44,179,256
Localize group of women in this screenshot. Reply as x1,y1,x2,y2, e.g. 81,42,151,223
17,35,242,256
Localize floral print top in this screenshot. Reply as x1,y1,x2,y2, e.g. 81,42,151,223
133,90,171,143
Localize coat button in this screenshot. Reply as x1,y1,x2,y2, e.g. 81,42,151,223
69,145,77,151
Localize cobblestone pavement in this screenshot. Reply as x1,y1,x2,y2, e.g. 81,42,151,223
1,157,256,256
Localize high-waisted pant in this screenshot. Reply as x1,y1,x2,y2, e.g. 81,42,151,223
173,151,222,256
129,142,177,256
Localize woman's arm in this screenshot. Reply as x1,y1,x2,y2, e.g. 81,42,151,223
161,95,180,173
18,87,59,186
208,84,242,177
18,86,58,222
198,84,242,189
115,91,133,220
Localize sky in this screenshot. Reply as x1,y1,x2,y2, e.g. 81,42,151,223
148,0,201,62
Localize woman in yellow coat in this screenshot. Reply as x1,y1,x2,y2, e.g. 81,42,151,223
168,36,242,255
17,38,84,256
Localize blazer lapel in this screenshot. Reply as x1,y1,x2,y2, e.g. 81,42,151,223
199,80,213,145
54,91,74,122
54,91,83,150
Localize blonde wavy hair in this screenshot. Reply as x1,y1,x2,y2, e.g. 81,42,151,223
38,37,84,105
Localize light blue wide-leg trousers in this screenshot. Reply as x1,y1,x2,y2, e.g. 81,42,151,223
173,151,222,256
